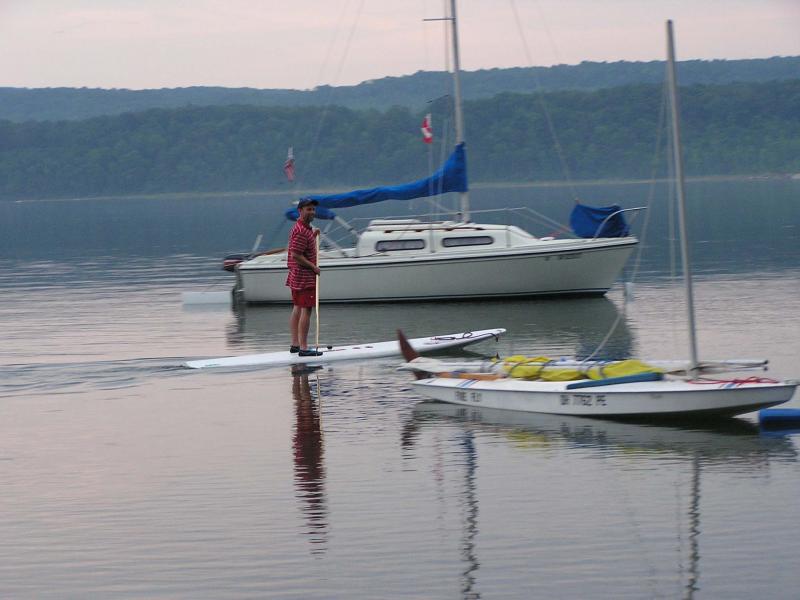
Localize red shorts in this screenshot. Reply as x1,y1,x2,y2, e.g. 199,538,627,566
291,287,316,308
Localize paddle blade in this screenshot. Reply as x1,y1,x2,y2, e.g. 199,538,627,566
397,329,427,379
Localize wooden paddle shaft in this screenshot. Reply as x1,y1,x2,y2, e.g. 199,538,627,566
315,233,320,350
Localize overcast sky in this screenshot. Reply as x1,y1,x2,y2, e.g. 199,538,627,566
1,0,798,90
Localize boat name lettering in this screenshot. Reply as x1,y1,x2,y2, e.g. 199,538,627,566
455,390,483,403
557,253,582,260
559,393,607,406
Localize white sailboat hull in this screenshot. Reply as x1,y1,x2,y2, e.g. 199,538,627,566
236,238,636,303
412,377,797,418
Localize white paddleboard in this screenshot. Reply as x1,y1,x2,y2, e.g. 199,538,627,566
184,328,505,370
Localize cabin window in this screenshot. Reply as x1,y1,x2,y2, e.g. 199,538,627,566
442,235,494,248
375,239,425,252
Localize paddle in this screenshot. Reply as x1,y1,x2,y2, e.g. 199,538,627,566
315,232,322,352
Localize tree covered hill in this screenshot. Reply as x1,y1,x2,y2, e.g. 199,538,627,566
1,56,798,122
1,79,798,201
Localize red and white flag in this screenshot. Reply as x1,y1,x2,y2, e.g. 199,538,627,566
421,114,433,144
283,147,295,182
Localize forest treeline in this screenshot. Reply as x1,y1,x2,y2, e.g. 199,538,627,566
1,79,799,201
1,56,798,122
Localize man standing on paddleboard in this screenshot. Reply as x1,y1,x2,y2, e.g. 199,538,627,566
287,198,323,357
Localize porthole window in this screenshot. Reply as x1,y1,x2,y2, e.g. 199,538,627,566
442,236,494,248
375,239,426,252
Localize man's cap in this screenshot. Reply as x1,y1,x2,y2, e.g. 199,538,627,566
297,198,319,208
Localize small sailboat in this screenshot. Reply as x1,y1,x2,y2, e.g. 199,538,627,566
234,0,640,304
400,21,798,418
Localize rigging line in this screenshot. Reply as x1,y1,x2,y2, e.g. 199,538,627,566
508,0,579,201
301,0,367,187
292,0,352,188
580,83,668,364
625,80,669,287
418,0,432,72
596,454,662,598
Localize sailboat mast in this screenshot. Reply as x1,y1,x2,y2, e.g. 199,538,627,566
449,0,470,222
666,20,699,372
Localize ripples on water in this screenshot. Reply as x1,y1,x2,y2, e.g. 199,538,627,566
1,184,799,598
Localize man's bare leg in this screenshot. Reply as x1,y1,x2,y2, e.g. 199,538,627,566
298,306,312,349
290,305,302,347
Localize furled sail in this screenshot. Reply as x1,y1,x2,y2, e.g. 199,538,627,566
299,142,466,211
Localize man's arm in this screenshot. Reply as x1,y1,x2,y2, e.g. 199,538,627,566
291,251,320,275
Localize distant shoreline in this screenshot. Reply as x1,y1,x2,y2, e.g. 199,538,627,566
7,173,799,204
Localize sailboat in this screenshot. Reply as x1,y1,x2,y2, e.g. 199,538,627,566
234,0,640,304
400,21,798,418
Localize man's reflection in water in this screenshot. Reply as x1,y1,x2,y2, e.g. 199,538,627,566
291,365,328,554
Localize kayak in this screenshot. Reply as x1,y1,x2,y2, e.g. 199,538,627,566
183,328,505,369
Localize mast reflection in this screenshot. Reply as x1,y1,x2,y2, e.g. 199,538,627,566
409,403,797,599
291,366,328,554
401,415,482,599
460,431,481,599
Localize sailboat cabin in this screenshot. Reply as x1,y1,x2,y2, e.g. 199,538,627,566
356,219,540,256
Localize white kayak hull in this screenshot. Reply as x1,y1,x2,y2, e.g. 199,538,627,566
412,376,797,418
184,328,504,369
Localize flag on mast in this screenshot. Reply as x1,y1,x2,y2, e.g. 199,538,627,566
421,114,433,144
283,147,295,182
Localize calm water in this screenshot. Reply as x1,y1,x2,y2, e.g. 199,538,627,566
1,180,799,598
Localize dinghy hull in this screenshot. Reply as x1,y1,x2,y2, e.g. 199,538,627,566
412,377,797,418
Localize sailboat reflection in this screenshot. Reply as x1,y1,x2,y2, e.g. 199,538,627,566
406,402,796,599
229,295,633,360
291,365,328,554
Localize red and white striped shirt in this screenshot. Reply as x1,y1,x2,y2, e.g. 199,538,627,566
285,220,317,290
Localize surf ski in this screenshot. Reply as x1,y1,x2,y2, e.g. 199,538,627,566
183,328,505,370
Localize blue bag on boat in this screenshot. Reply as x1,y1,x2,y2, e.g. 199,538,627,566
570,203,630,238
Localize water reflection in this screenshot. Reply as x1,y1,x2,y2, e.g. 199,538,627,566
401,415,481,599
406,403,797,599
459,431,480,600
410,402,796,466
290,366,328,554
228,296,634,360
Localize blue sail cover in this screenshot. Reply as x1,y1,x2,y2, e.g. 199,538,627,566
307,142,467,210
570,203,630,238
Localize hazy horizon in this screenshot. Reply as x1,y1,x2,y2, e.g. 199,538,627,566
1,1,798,91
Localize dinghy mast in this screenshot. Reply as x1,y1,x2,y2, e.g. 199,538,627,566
666,20,699,373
